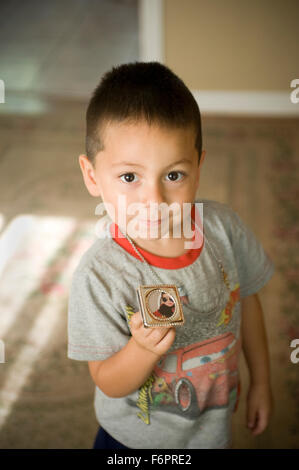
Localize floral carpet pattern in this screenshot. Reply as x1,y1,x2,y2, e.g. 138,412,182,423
270,131,299,438
0,94,298,448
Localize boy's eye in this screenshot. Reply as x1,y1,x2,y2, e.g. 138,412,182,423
119,171,185,183
120,173,138,183
166,171,185,182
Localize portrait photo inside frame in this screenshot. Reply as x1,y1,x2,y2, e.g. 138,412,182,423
137,285,185,328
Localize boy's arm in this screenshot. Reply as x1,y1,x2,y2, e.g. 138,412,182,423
88,312,175,398
241,293,274,435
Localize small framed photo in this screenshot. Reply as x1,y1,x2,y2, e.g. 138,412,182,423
137,284,185,328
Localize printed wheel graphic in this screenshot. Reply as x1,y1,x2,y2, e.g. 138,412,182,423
174,378,198,417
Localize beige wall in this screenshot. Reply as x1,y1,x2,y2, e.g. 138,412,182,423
164,0,299,91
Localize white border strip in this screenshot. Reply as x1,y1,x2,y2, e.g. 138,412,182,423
192,90,299,116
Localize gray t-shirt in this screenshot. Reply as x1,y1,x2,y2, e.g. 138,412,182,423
67,199,274,449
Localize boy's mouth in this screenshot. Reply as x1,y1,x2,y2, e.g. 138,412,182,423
138,219,162,226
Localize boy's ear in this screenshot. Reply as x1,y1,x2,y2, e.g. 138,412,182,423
78,154,101,197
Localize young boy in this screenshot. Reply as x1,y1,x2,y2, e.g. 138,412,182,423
67,62,274,449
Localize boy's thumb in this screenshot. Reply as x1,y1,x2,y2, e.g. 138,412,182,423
247,409,256,429
129,311,141,327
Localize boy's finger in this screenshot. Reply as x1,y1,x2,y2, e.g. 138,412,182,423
156,327,176,350
148,325,173,339
252,411,268,435
155,326,175,342
131,312,158,336
130,311,143,328
247,408,257,430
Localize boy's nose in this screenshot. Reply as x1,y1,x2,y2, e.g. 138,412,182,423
141,181,165,207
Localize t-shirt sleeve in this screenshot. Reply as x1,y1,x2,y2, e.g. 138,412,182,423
67,264,131,361
229,210,275,298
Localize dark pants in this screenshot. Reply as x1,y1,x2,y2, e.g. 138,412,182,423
93,426,130,449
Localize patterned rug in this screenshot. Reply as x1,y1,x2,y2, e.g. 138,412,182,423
0,94,298,448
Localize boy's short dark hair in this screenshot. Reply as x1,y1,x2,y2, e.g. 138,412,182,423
85,61,202,165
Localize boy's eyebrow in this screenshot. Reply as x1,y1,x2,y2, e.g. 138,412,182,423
111,158,192,169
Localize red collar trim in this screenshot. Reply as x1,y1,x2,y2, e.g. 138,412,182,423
109,203,204,269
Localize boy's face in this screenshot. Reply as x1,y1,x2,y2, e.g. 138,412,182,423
79,120,205,241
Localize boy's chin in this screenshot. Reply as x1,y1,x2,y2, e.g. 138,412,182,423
126,227,167,241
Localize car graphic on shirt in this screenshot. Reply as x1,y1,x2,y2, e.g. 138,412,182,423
150,332,240,418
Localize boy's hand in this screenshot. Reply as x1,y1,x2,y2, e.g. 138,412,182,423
130,311,176,358
246,383,274,436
